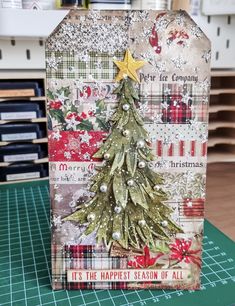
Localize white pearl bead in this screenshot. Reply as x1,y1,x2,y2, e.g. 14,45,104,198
69,200,76,208
87,213,96,222
136,140,145,148
100,184,108,193
161,220,168,227
122,129,130,137
122,104,130,111
138,220,146,227
138,161,146,168
154,185,161,191
103,153,110,160
114,206,122,214
112,232,121,240
127,179,134,187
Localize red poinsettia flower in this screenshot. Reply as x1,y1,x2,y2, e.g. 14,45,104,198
50,100,62,109
128,246,163,268
169,239,201,268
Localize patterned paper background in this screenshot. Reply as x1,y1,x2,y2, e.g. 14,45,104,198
46,10,210,290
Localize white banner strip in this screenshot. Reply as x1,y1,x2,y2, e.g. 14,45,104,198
67,269,190,283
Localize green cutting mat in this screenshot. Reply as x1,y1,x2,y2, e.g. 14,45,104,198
0,180,235,306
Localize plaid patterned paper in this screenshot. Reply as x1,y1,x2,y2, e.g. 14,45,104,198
162,98,192,123
60,245,127,290
161,83,192,123
52,244,67,290
139,83,208,123
46,51,124,80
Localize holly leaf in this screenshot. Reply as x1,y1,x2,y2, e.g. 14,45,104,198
70,104,78,113
96,99,106,114
57,86,70,97
47,89,55,100
96,117,110,132
47,114,53,130
49,109,66,124
77,119,93,131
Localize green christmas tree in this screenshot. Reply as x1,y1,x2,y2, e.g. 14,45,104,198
64,50,183,250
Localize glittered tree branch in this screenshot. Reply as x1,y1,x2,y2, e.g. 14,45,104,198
64,50,183,250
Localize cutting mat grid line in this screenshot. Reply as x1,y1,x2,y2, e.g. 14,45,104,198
0,182,234,306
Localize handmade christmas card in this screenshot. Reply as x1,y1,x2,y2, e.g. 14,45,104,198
46,10,210,290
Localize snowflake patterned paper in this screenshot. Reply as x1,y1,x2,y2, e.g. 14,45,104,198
46,10,210,290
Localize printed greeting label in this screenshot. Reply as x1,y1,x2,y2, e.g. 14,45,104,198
67,269,191,282
49,161,97,184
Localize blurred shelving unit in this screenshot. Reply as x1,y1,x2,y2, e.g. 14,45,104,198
0,71,49,183
208,70,235,163
0,10,67,183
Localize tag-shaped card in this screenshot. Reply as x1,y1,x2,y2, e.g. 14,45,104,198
46,10,210,290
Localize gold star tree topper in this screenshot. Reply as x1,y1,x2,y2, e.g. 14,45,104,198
114,49,145,83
